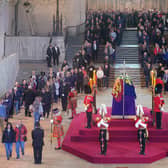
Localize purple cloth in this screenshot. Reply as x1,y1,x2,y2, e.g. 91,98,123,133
112,95,136,116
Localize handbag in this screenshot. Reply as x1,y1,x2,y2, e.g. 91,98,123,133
23,136,27,142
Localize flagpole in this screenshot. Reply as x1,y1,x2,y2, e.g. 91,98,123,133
123,59,125,119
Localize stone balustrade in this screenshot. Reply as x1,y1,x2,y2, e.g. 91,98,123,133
5,36,65,63
0,53,19,97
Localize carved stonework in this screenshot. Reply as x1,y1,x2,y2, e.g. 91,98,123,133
87,0,168,11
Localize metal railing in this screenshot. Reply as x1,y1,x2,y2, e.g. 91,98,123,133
64,22,85,47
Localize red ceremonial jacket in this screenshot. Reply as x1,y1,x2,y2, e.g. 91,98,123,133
154,96,161,112
53,116,64,138
84,95,93,112
68,90,77,109
135,117,148,129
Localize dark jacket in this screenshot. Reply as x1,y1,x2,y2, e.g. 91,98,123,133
24,89,36,106
2,128,16,143
41,91,52,106
47,47,53,57
52,46,60,58
60,84,69,98
32,127,44,147
104,65,110,77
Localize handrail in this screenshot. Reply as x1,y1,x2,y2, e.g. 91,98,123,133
65,22,85,29
64,22,85,47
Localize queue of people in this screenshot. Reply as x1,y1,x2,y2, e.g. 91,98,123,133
138,9,168,90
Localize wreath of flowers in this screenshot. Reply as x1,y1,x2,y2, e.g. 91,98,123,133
112,78,123,102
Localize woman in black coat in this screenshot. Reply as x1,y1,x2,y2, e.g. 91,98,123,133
2,122,16,160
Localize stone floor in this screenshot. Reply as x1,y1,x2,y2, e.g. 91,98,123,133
1,63,167,168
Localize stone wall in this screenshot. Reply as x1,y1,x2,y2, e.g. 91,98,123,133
17,0,86,36
16,0,168,36
0,33,4,60
0,53,19,97
5,36,65,62
0,1,15,35
1,0,168,37
88,0,168,11
0,0,15,60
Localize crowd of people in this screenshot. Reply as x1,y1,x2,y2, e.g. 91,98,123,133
72,10,127,89
138,9,168,90
1,8,168,163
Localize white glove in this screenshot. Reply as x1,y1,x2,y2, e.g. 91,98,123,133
161,107,164,112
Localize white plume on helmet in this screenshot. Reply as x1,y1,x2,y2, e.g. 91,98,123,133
99,104,107,117
136,104,144,116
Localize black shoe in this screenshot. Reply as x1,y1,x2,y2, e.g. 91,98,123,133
22,151,24,155
55,147,61,150
9,153,12,157
139,151,145,155
35,161,41,164
7,157,9,160
16,156,20,159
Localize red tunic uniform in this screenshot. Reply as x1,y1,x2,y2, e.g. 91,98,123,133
68,90,77,109
154,96,161,112
68,90,77,117
53,116,64,138
84,95,94,112
156,78,164,92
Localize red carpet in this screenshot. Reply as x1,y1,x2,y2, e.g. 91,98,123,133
62,107,168,163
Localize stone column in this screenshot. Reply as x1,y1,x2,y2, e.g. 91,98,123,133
56,0,59,34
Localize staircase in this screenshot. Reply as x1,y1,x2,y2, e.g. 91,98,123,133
62,110,168,164
65,33,84,65
109,67,145,87
111,30,145,87
115,30,139,64
96,45,105,63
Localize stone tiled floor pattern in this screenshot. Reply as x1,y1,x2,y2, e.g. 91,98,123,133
1,63,167,168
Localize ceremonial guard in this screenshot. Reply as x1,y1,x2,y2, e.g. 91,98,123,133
68,88,78,119
154,84,164,129
83,88,94,128
135,105,149,155
51,109,64,150
97,104,110,155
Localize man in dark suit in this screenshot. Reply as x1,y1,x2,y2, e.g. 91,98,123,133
47,44,53,67
24,85,36,117
52,44,60,66
60,81,69,112
32,122,44,164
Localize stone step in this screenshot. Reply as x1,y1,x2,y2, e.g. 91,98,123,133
121,41,138,45
108,66,146,87
117,50,139,53
122,36,137,39
115,61,139,64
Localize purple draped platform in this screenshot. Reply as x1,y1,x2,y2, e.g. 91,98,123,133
112,95,136,115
